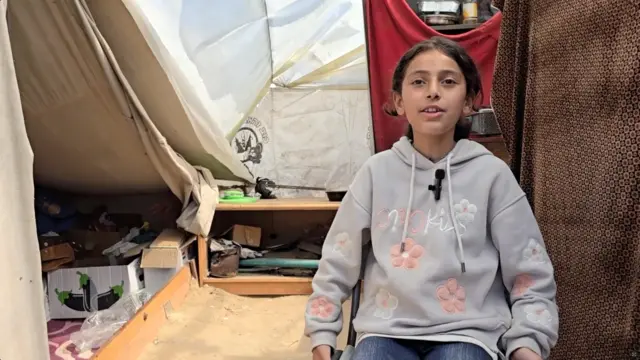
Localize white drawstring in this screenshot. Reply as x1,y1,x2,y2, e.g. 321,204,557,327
446,153,466,273
399,151,465,273
399,153,416,253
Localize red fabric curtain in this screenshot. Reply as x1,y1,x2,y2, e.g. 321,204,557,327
365,0,502,152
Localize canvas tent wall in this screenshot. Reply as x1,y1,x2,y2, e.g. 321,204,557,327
0,2,49,359
129,0,373,196
1,0,371,358
7,0,246,237
1,0,230,357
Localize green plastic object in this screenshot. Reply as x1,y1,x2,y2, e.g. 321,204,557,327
219,197,258,204
219,190,259,204
239,258,319,269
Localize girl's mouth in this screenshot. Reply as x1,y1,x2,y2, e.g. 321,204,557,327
422,106,444,113
421,106,445,119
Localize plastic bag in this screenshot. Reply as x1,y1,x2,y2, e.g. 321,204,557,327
70,289,152,352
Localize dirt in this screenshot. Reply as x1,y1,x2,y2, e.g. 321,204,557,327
137,285,348,360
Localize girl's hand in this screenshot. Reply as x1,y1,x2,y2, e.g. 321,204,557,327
511,348,543,360
312,345,332,360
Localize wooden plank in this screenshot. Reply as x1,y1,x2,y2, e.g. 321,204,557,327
431,23,480,32
216,197,340,211
197,234,208,287
203,275,313,296
93,265,192,360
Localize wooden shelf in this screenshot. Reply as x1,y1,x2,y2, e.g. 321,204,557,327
431,23,480,32
216,197,341,211
203,275,313,296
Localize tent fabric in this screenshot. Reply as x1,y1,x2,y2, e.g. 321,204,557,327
88,0,254,183
8,0,221,236
0,0,49,359
364,0,502,152
266,0,368,90
130,0,373,195
133,0,369,139
245,88,373,197
491,0,640,358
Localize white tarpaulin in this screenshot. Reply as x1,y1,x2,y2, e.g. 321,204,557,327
0,2,49,359
6,0,252,236
129,0,373,195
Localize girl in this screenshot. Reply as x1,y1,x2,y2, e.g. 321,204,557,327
305,37,559,360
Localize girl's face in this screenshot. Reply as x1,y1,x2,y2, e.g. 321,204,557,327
393,50,473,139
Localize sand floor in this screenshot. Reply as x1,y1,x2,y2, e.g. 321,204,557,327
138,285,349,360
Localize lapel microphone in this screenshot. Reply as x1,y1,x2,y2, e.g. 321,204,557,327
428,169,445,201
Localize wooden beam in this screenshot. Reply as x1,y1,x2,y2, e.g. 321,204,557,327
216,197,341,211
203,275,312,296
93,265,192,360
197,234,208,287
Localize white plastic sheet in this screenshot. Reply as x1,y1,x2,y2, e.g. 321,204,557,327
239,88,373,197
129,0,273,138
127,0,373,193
267,0,369,89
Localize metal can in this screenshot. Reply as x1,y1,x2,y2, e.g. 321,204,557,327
462,0,479,24
417,0,462,26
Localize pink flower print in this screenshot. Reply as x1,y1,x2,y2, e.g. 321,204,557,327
512,274,534,297
373,289,398,319
523,238,547,263
525,304,553,328
436,278,466,314
390,238,425,269
453,199,477,225
309,296,336,320
332,232,352,258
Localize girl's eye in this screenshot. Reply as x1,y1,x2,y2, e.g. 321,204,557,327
442,79,456,85
411,79,425,85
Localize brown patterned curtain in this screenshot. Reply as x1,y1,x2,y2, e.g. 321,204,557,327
491,1,640,359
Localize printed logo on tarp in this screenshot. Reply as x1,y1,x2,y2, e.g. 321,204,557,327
232,116,269,176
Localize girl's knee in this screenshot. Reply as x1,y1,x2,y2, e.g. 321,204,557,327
352,337,418,360
426,342,492,360
352,337,389,360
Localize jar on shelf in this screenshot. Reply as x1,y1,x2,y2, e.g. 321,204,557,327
462,0,478,24
417,0,462,26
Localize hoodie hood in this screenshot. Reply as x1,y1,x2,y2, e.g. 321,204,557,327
391,136,493,274
391,136,493,170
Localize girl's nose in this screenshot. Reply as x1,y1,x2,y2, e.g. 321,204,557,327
427,82,440,99
426,90,440,99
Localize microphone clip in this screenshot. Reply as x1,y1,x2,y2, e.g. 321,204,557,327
428,169,446,201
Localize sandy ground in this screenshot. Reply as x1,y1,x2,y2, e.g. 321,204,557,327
138,285,349,360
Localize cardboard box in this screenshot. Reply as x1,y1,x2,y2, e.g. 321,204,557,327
46,230,143,319
229,225,261,247
141,229,195,295
47,257,143,319
40,243,75,272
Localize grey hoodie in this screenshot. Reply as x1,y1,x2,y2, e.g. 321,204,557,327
305,137,559,359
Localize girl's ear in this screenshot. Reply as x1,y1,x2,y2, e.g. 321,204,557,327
462,96,474,117
392,92,405,116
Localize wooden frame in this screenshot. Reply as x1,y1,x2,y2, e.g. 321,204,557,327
93,265,193,360
203,275,312,296
199,198,340,296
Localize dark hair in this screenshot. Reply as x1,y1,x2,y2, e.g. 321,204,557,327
383,37,482,142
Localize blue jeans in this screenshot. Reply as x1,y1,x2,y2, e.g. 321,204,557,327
351,337,492,360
